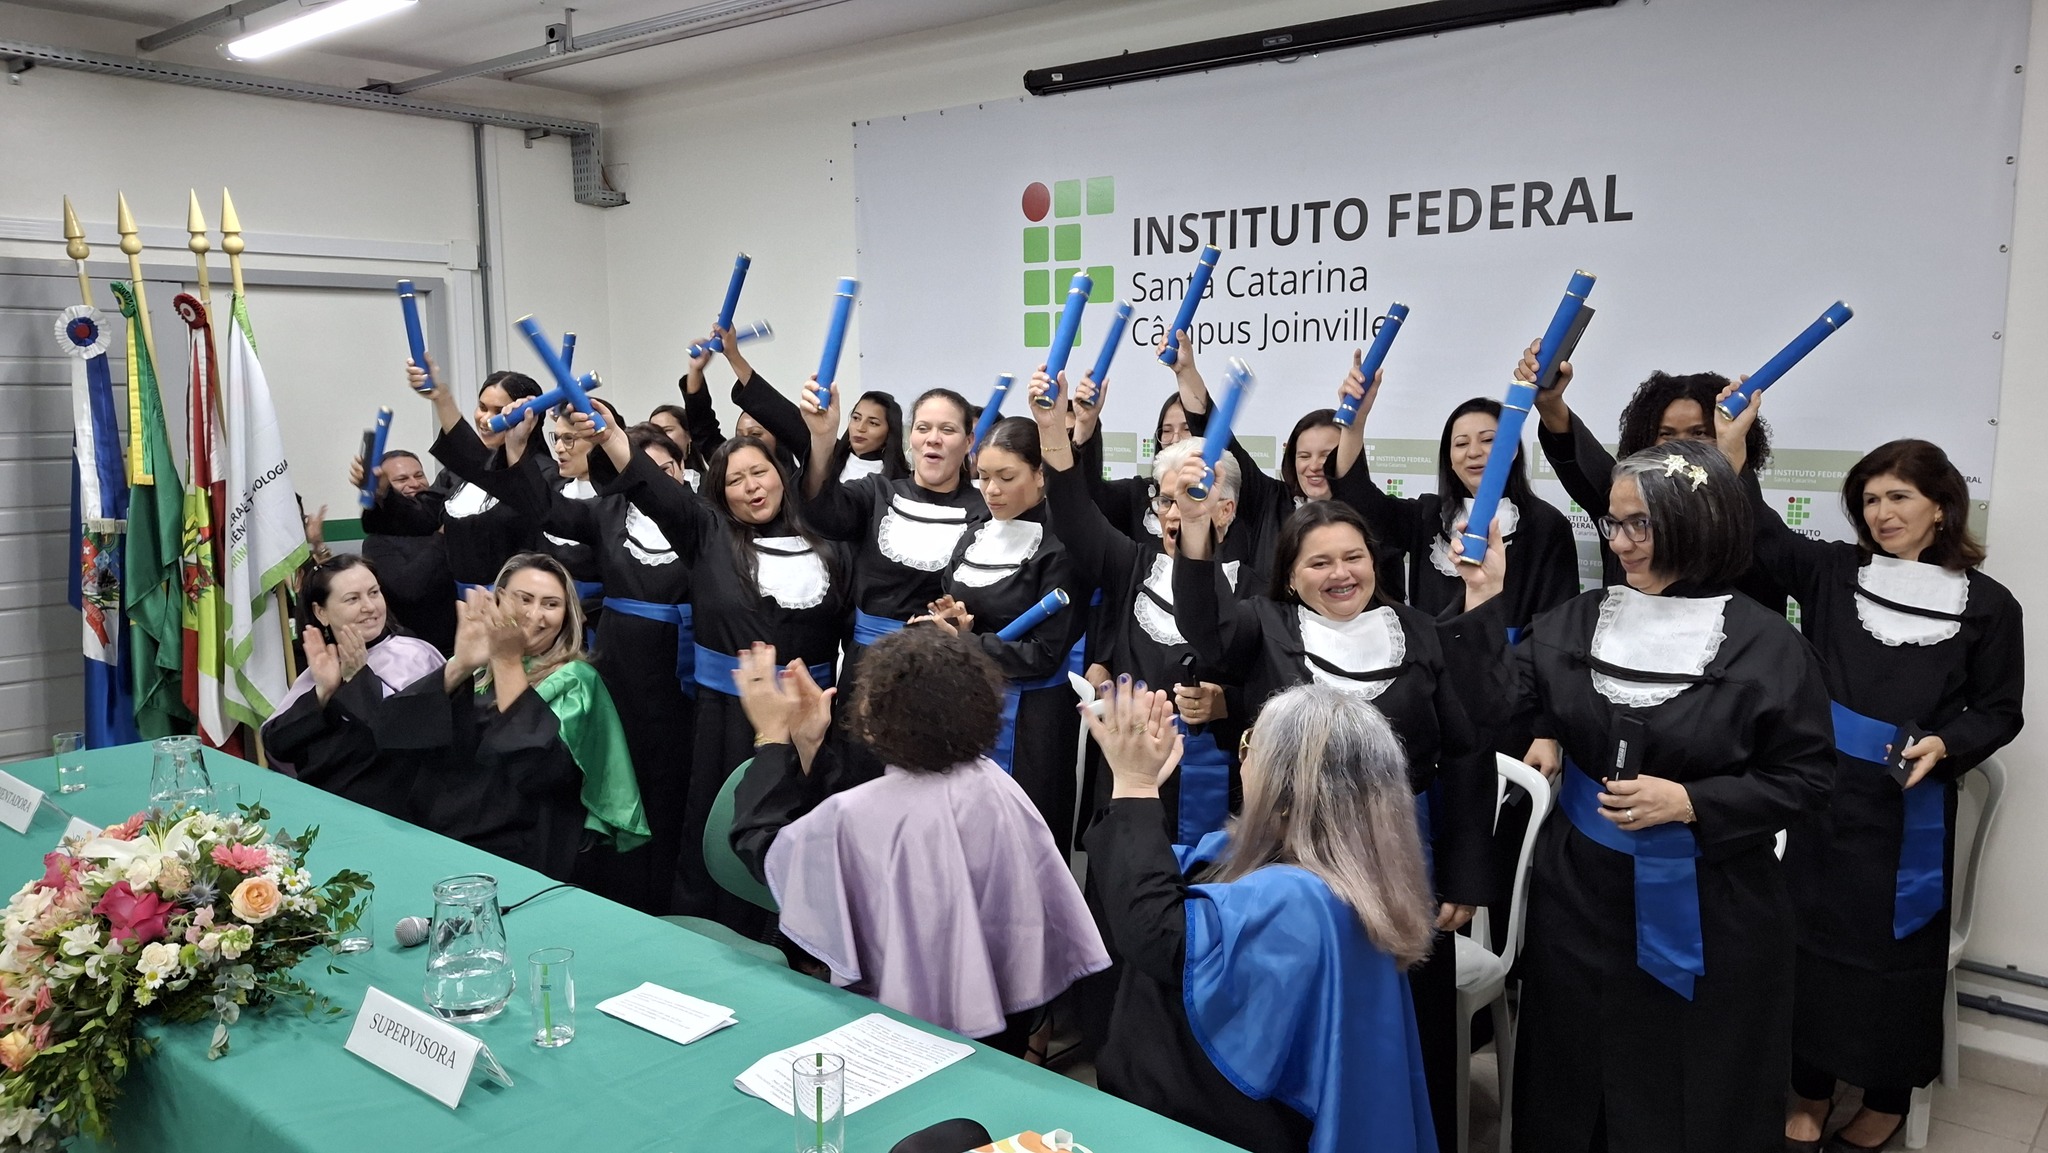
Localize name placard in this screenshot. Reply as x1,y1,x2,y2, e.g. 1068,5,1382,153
59,818,99,847
343,987,512,1108
0,772,46,835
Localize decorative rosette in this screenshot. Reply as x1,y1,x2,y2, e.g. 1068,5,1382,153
172,292,209,331
54,304,110,359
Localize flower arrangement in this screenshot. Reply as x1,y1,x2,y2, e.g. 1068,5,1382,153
0,804,368,1148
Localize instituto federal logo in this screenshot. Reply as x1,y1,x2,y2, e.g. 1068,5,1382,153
1021,177,1116,348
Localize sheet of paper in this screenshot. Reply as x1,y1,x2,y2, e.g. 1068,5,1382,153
733,1013,974,1116
595,982,736,1046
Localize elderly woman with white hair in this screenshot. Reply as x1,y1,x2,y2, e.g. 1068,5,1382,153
1449,438,1835,1153
1083,678,1438,1153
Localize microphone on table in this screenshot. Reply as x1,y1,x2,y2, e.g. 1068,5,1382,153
394,916,432,949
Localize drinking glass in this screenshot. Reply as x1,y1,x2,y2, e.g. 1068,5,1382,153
528,947,576,1048
793,1053,845,1153
52,733,85,795
332,884,373,955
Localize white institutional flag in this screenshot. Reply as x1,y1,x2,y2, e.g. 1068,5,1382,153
220,294,308,727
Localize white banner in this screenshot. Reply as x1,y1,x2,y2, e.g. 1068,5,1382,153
220,297,309,727
853,0,2028,586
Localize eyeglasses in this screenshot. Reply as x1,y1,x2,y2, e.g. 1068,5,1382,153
1595,514,1653,543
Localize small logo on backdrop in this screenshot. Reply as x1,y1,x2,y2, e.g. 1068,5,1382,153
1784,495,1813,527
1021,177,1116,348
1385,479,1406,498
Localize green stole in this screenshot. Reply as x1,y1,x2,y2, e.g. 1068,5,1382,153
529,661,652,852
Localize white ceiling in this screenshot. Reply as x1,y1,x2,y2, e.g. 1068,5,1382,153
3,0,1068,101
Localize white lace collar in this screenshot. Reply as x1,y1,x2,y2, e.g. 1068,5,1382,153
1430,498,1520,576
1297,604,1405,700
443,481,496,519
559,478,596,500
623,505,676,567
952,518,1043,588
754,535,829,610
1142,504,1162,539
1136,553,1241,646
876,493,971,572
1588,587,1729,708
1855,556,1967,647
840,454,885,483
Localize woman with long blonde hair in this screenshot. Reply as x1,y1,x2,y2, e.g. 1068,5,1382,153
1083,679,1437,1153
395,552,649,881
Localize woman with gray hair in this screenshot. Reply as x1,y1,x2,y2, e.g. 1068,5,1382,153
1083,677,1437,1153
1450,437,1835,1152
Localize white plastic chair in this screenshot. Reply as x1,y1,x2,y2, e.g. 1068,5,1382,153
1455,755,1553,1153
1904,756,2007,1149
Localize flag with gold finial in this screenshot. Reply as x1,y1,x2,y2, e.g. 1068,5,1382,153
217,191,309,727
112,280,188,738
174,292,230,745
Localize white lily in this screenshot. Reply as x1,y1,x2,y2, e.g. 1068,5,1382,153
75,813,205,866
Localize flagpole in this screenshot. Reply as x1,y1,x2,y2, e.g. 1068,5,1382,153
117,193,161,486
63,197,93,309
186,190,214,312
221,188,300,705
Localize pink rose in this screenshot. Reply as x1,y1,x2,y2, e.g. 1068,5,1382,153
92,882,175,945
34,853,79,895
210,843,270,874
229,878,281,923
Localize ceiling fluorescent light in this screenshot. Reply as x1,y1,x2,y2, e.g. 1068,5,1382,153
225,0,416,60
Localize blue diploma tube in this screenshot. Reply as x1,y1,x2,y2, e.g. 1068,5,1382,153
716,253,752,331
1080,301,1134,406
1456,380,1538,566
396,280,435,393
808,278,860,409
358,406,392,510
1157,245,1222,366
970,373,1014,457
483,371,604,433
559,332,576,375
998,588,1071,642
501,314,605,433
1034,272,1094,409
1187,358,1254,501
1334,301,1410,427
686,320,773,359
1534,270,1597,389
1716,301,1854,420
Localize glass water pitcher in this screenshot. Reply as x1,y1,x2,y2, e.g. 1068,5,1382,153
422,873,515,1023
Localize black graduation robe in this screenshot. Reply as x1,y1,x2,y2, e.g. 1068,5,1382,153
376,419,551,588
730,370,886,483
506,453,695,916
936,500,1083,855
360,525,457,655
602,450,851,921
1537,411,1789,615
1173,557,1498,1153
539,475,606,631
1746,477,2025,1090
259,634,445,820
1443,585,1836,1153
1084,797,1317,1153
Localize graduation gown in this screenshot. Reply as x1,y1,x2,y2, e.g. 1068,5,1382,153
259,632,446,818
368,420,550,589
603,450,851,920
1173,559,1498,1152
1746,480,2025,1089
937,500,1083,855
540,476,606,630
1086,798,1432,1153
513,452,695,915
360,527,456,655
390,660,650,882
730,370,887,483
1331,455,1579,626
1444,585,1835,1153
1537,411,1788,615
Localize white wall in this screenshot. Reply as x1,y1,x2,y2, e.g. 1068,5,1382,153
597,0,2048,970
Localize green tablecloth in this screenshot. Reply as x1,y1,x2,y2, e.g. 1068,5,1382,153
0,744,1242,1153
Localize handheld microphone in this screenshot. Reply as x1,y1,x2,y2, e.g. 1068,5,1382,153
393,915,431,949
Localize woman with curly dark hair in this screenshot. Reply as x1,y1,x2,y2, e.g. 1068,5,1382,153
727,629,1107,1054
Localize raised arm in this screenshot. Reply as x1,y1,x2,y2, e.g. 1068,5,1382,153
1328,353,1436,554
1170,457,1265,676
1033,370,1141,594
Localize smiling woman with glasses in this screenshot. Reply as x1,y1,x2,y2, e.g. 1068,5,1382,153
1449,437,1834,1152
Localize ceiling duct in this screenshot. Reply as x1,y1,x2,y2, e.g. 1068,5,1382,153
0,38,626,207
386,0,854,93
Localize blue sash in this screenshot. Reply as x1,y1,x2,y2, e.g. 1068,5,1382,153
691,644,835,698
989,640,1086,774
572,579,603,601
1830,700,1946,939
602,598,697,694
1174,832,1437,1153
1560,762,1705,1000
1505,625,1525,646
852,609,905,648
1173,719,1233,846
453,580,490,598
